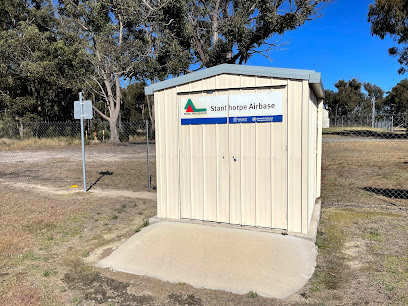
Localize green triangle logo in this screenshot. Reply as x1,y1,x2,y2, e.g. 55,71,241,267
184,99,206,112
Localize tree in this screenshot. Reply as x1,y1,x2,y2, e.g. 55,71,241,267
325,79,366,117
139,0,332,128
384,79,408,113
121,82,146,121
363,82,384,114
58,0,158,142
181,0,332,68
368,0,408,74
0,0,86,122
136,1,192,130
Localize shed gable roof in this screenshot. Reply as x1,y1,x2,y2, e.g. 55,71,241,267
145,64,324,99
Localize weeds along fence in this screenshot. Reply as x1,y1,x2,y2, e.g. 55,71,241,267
323,113,408,210
0,119,155,192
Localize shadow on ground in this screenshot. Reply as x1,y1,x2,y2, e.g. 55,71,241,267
362,187,408,199
87,171,114,191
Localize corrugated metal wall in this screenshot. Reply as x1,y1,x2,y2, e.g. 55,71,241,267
154,74,320,234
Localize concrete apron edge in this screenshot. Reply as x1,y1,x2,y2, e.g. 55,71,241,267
149,198,322,243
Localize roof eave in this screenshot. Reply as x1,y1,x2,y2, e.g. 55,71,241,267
145,64,324,99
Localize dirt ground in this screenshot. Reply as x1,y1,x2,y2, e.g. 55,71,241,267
0,143,156,191
0,139,407,305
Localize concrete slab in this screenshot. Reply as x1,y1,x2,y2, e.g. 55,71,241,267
98,221,317,299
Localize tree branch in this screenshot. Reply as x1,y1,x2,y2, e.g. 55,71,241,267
92,105,110,121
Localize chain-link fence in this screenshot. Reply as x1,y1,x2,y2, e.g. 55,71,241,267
0,119,155,193
323,112,408,210
330,113,408,132
2,113,408,210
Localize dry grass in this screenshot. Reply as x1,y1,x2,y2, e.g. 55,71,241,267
0,137,407,305
322,140,408,207
323,126,391,133
294,139,408,305
0,137,82,151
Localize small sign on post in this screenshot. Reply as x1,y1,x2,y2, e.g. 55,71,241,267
74,93,92,192
74,100,93,119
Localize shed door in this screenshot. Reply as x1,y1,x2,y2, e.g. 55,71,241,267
178,87,288,229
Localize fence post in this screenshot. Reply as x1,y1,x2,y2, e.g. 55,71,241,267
391,115,394,132
146,120,150,192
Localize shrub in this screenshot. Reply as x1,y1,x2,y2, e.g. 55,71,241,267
0,119,18,138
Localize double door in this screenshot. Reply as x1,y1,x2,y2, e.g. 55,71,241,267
178,87,288,229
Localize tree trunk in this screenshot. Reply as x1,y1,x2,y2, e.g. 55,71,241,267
109,118,119,142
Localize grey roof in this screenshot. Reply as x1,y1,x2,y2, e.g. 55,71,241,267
145,64,324,99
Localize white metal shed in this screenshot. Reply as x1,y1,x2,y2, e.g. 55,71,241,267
145,64,324,234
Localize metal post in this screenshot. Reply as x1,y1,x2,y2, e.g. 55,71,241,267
372,96,375,128
146,120,150,192
80,92,87,192
391,115,394,132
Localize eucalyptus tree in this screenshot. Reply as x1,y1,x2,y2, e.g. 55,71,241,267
368,0,408,74
384,79,408,114
58,0,162,142
325,79,366,117
182,0,332,68
139,0,332,126
0,0,85,122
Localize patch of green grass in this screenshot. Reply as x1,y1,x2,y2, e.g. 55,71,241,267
70,297,82,305
385,284,394,291
248,291,258,298
43,268,57,277
137,211,143,215
113,204,127,214
368,227,382,242
81,251,90,258
14,250,41,265
309,270,325,292
135,219,150,233
316,231,325,249
110,214,118,220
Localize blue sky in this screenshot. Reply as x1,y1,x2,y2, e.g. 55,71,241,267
247,0,405,93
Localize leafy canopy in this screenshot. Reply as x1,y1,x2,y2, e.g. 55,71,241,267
181,0,332,68
368,0,408,74
384,79,408,113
